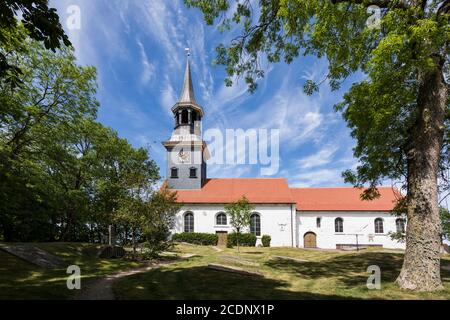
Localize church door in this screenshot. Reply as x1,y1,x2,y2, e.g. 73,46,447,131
216,231,228,247
304,232,317,248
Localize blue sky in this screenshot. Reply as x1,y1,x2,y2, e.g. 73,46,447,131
51,0,363,187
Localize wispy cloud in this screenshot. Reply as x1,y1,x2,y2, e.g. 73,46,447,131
136,38,155,86
298,144,339,169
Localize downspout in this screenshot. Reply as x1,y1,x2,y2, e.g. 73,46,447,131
291,204,294,247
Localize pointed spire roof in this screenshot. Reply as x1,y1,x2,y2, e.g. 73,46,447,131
172,49,203,116
179,56,197,104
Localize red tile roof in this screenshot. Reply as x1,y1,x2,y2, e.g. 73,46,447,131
173,178,295,204
290,187,400,211
171,179,400,211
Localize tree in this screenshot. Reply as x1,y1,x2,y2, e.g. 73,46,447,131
440,207,450,241
187,0,450,291
0,0,70,86
225,196,254,252
142,186,181,258
0,25,97,241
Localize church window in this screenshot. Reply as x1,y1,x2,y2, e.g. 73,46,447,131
316,217,321,228
216,213,227,225
396,218,406,233
250,213,261,236
184,212,194,233
170,167,178,178
375,218,384,234
335,218,343,233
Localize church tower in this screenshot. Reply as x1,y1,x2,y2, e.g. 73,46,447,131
163,50,207,189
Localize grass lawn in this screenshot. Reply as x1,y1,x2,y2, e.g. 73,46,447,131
114,244,450,300
0,242,143,300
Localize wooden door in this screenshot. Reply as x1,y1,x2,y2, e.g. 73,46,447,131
216,232,228,246
304,232,317,248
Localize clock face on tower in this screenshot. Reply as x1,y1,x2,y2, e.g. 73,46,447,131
178,149,190,164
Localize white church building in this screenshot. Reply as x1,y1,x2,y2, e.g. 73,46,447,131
164,56,406,250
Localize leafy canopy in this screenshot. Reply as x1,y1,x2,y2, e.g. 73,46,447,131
186,0,450,194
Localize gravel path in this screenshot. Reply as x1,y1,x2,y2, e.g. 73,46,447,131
75,253,196,300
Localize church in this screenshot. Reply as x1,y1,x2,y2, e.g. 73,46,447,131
163,56,405,250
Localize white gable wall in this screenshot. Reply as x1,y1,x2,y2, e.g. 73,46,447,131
297,211,405,249
172,204,295,247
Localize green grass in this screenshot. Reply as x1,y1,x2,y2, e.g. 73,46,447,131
0,242,143,300
114,244,450,300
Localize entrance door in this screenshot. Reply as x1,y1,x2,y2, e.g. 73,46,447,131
304,232,317,248
216,231,228,246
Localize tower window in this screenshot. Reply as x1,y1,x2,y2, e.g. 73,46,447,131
189,167,197,178
181,110,189,124
170,167,178,179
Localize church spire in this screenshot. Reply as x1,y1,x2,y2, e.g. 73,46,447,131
179,48,197,104
171,48,203,116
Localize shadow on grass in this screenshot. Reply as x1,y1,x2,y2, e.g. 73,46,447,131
265,252,404,287
114,265,353,300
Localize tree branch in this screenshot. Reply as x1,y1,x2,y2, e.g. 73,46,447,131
330,0,410,9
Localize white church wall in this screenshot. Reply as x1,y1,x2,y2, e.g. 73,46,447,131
172,204,295,247
297,211,405,249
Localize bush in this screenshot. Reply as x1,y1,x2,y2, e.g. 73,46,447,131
227,232,257,248
262,235,271,247
172,232,218,246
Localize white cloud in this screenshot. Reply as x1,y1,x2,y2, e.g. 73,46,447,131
298,144,339,169
137,39,155,86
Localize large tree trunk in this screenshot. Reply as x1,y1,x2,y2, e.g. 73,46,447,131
396,58,448,291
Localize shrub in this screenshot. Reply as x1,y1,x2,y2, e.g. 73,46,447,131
262,235,271,247
172,232,218,246
227,232,257,248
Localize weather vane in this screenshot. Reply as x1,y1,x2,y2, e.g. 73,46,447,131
185,47,191,57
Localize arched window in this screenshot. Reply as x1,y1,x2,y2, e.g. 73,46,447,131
375,218,384,234
170,167,178,179
181,109,189,124
184,212,194,233
189,167,197,178
216,213,227,225
396,218,406,233
335,218,343,233
250,213,261,236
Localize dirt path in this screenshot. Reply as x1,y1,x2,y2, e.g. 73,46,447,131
75,254,196,300
74,261,159,300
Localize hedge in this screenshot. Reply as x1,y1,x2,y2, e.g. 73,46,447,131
172,232,218,246
262,235,271,247
227,232,257,248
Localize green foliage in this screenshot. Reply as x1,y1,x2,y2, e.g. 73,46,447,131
172,232,219,246
0,1,70,86
440,207,450,241
226,232,257,248
186,0,450,189
225,196,255,251
0,25,163,245
262,235,271,247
